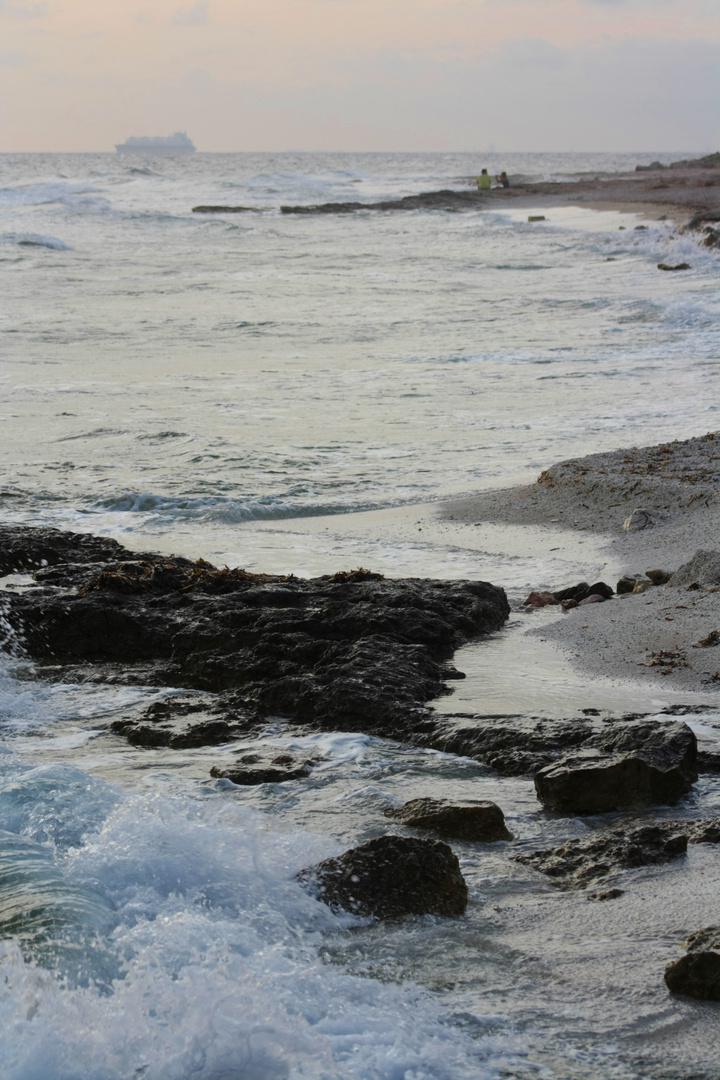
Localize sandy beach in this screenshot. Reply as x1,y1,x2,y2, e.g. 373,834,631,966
442,431,720,694
474,164,720,227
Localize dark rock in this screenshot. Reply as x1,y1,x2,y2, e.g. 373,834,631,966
431,715,697,791
210,754,312,785
432,715,594,776
297,835,468,918
552,581,613,603
192,205,259,213
384,798,512,841
111,695,253,748
513,822,689,888
523,590,558,609
587,888,624,901
0,525,136,577
665,927,720,1000
687,208,720,230
657,263,691,272
646,569,672,585
2,527,509,748
635,161,666,172
280,190,485,215
617,575,644,594
533,719,697,813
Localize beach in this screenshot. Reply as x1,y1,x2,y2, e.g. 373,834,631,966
2,150,720,1079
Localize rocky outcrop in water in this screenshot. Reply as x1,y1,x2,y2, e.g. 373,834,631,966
384,798,512,841
664,927,720,1000
513,818,720,888
0,525,137,577
296,835,468,918
280,190,484,215
1,528,510,744
210,752,315,785
533,720,697,813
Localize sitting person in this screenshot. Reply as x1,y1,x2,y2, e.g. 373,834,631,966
477,168,491,190
496,171,510,188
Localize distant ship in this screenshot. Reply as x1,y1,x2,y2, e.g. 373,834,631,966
115,132,196,155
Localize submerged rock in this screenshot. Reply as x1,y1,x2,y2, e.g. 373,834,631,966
513,817,719,889
665,927,720,1001
384,797,512,841
297,835,468,918
533,719,697,813
513,823,689,888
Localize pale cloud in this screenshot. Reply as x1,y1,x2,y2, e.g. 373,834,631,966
0,0,47,18
0,49,28,63
170,1,209,25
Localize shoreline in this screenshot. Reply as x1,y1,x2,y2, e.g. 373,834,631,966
274,166,720,229
225,430,720,702
471,166,720,227
440,431,720,695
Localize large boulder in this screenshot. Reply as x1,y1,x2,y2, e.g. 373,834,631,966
534,720,697,813
384,797,512,841
296,835,468,918
665,928,720,1000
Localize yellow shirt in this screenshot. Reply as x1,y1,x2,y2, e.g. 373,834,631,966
477,174,491,190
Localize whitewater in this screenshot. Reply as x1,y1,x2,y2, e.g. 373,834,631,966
1,150,719,1079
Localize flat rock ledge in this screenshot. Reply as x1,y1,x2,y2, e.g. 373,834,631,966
384,798,512,841
296,835,468,918
0,527,510,746
665,927,720,1001
513,818,719,888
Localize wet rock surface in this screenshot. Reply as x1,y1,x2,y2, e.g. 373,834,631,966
1,527,510,744
210,751,315,785
665,927,720,1000
296,835,468,918
384,797,512,841
512,819,720,888
0,525,137,578
533,719,697,813
431,714,699,786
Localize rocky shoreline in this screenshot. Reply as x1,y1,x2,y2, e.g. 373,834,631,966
2,425,720,1000
190,161,720,234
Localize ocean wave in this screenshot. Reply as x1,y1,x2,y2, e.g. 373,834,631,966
0,232,73,250
0,181,110,212
94,491,361,523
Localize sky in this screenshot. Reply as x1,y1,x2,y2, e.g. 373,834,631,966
1,0,719,151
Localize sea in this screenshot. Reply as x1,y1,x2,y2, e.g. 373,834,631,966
1,150,719,1079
